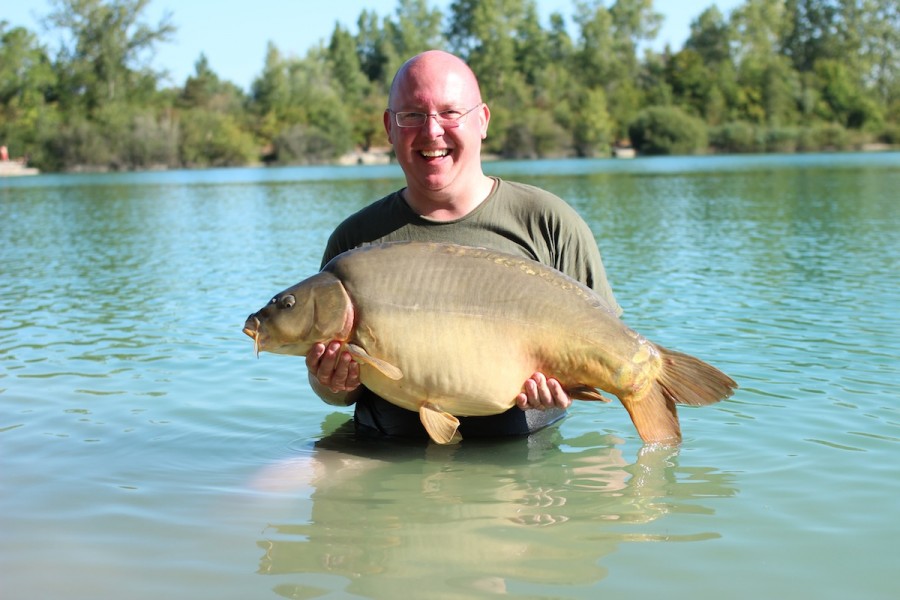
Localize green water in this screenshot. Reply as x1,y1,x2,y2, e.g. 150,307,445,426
2,153,898,599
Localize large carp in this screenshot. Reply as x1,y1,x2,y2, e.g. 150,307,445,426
243,242,736,445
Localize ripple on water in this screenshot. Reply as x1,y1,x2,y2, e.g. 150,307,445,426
2,157,899,598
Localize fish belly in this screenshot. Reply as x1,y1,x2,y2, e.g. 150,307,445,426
354,310,538,416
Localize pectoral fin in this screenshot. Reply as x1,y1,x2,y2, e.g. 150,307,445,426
566,385,613,402
419,403,462,445
344,343,403,380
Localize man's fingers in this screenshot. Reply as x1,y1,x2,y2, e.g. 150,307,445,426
329,350,355,391
519,374,571,410
546,378,572,409
311,342,342,385
305,342,327,371
533,372,553,407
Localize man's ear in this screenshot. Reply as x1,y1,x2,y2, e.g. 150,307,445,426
384,109,394,143
479,103,491,139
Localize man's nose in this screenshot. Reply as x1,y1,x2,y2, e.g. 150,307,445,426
421,114,446,136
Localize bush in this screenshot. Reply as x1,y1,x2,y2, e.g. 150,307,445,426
628,106,708,155
709,121,761,153
4,105,63,170
40,108,181,171
273,124,342,164
501,109,573,159
798,123,851,151
878,123,900,145
764,127,801,153
44,117,114,171
179,110,258,167
502,124,538,159
124,113,179,169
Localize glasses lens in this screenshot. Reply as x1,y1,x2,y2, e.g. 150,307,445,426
396,112,425,127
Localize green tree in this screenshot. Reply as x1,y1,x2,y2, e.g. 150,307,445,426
512,1,550,86
328,24,369,102
179,109,257,167
685,6,733,65
572,0,662,138
387,0,445,58
356,9,394,87
249,41,292,144
848,0,900,107
729,0,804,125
572,86,614,156
281,50,354,162
179,54,247,120
251,42,290,116
667,48,713,118
609,0,662,74
0,23,59,162
44,0,175,112
638,48,674,108
814,58,876,127
629,105,708,154
3,0,896,170
547,12,574,63
573,1,616,88
447,0,541,155
361,0,446,92
782,0,842,71
447,0,526,95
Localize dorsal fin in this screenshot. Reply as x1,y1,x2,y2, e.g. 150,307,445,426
419,402,462,445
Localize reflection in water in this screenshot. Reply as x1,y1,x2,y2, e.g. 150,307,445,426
252,416,737,598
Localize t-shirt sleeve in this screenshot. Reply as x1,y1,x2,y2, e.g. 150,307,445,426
553,207,623,317
505,182,623,317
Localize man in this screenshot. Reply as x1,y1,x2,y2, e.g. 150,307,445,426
306,50,621,439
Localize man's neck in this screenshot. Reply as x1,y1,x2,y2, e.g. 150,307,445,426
404,176,496,221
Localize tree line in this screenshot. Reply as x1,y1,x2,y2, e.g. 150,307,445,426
1,0,897,172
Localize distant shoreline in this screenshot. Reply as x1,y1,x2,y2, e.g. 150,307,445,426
16,144,899,175
0,160,39,177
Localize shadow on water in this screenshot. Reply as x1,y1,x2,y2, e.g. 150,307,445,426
249,414,738,599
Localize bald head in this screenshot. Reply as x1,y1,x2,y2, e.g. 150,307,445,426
388,51,483,109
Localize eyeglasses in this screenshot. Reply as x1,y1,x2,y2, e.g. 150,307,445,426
389,103,482,128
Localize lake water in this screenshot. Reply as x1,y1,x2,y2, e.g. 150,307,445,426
2,153,898,599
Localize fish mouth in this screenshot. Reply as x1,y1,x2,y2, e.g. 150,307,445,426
243,315,261,357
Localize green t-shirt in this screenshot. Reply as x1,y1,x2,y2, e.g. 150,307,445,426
322,177,622,316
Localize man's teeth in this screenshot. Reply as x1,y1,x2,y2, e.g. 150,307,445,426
421,149,449,158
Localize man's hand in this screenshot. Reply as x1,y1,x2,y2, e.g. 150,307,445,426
306,341,360,393
516,373,572,411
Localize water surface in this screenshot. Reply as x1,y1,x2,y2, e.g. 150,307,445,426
2,153,898,598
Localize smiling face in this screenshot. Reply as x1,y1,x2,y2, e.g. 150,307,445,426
384,51,491,214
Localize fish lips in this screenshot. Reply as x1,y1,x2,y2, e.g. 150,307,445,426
243,314,263,357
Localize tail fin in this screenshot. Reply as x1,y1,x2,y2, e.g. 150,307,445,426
656,345,737,407
622,345,737,445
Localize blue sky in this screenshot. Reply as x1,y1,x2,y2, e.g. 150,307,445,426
4,1,743,91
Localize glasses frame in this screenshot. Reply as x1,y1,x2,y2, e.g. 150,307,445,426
389,103,483,129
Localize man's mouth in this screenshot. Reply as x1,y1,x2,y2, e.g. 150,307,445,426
420,149,450,159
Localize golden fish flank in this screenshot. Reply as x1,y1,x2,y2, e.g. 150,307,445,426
244,242,737,445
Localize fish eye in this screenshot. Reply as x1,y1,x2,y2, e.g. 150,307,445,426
280,294,296,309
